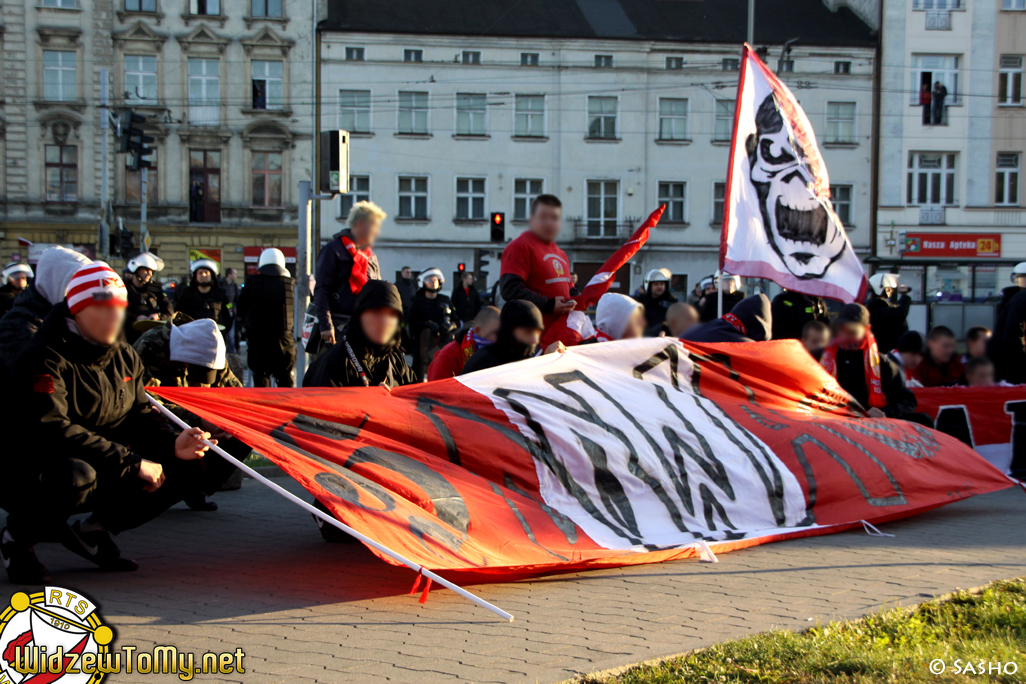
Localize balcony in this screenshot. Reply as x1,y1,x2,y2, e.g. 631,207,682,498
919,206,946,225
925,10,951,29
570,216,642,242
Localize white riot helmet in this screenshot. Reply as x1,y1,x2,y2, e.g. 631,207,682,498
127,252,164,274
258,248,287,270
1011,262,1026,283
868,272,899,295
2,262,33,284
644,268,671,288
716,270,741,291
418,267,445,290
190,258,219,277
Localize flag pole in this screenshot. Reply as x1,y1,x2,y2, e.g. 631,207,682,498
717,272,724,317
147,396,514,622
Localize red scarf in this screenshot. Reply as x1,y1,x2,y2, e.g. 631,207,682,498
460,329,479,361
594,331,614,343
722,313,746,335
821,330,886,409
341,235,373,295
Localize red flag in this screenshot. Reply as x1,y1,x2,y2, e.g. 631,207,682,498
153,338,1012,581
550,205,664,346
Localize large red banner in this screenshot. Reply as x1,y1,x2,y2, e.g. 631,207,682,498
154,340,1013,580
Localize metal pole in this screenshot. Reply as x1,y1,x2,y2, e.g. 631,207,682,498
747,0,754,45
140,166,148,248
147,396,514,622
717,273,724,318
296,180,312,384
99,69,111,259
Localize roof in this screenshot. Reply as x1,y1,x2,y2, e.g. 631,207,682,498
319,0,877,48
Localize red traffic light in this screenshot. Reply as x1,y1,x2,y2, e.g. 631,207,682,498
492,213,503,225
457,263,466,271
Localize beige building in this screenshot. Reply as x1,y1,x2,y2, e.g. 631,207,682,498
0,0,314,282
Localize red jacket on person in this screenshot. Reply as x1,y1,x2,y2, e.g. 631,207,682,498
914,352,966,387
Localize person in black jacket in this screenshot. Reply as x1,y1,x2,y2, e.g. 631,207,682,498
771,289,830,340
238,248,296,387
452,272,482,325
124,252,173,344
698,273,744,322
303,280,418,389
462,300,545,375
396,266,417,315
865,273,911,354
635,269,678,335
990,287,1026,384
312,201,385,352
0,261,226,584
682,294,773,344
0,263,33,319
987,263,1026,374
408,268,457,379
175,258,229,327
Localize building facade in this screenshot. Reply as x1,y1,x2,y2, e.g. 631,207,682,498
876,0,1026,331
317,0,878,299
0,0,313,281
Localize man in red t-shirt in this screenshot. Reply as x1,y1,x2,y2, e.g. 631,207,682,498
499,194,577,345
426,306,500,381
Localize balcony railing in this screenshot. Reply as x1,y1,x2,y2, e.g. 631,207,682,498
925,10,951,29
919,206,946,225
570,216,643,241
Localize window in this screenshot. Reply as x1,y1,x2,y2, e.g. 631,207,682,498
189,0,219,15
834,61,851,74
595,55,613,68
124,54,157,105
714,100,735,141
513,178,543,220
339,175,370,218
42,0,76,7
189,150,221,223
251,151,283,207
338,90,370,132
125,0,156,11
1003,0,1026,8
830,184,852,224
777,59,795,73
45,145,77,203
996,153,1020,205
999,56,1023,105
404,49,423,63
126,148,157,205
43,51,76,102
456,93,486,136
398,176,428,219
521,52,539,66
587,96,617,139
658,98,688,140
826,102,856,143
911,54,959,104
586,181,619,237
251,60,283,110
722,58,739,71
914,0,961,7
666,56,684,70
514,95,544,137
462,51,481,65
346,47,365,61
907,152,957,205
188,59,220,126
712,182,725,224
398,91,428,134
658,182,687,222
456,178,486,219
250,0,281,17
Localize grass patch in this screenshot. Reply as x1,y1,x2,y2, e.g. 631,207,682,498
242,452,275,469
581,578,1026,683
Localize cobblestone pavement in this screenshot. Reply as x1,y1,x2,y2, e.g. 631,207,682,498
22,478,1026,684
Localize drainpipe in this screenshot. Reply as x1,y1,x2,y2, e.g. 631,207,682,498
869,4,883,261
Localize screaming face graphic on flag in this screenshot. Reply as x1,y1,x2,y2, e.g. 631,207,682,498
721,44,866,304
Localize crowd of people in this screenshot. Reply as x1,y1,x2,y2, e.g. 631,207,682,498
1,188,1022,584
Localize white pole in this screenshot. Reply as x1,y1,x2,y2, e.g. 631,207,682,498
717,273,724,317
147,395,513,622
99,69,111,259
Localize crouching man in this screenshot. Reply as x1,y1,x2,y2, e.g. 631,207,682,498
0,262,229,584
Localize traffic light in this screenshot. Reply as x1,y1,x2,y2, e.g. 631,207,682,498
490,212,505,243
457,262,466,272
119,110,155,171
117,226,135,261
476,249,491,280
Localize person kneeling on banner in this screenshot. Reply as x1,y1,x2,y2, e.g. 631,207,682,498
682,294,772,344
585,293,646,343
0,262,234,584
915,326,965,388
887,331,924,388
462,300,564,374
801,320,830,361
427,305,500,381
665,302,699,338
820,303,930,425
964,356,997,388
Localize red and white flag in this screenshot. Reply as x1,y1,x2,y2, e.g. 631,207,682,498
720,44,866,304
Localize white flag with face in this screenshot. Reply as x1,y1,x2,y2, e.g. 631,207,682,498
720,45,866,304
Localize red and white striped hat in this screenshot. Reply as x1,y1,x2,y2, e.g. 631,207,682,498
66,261,128,316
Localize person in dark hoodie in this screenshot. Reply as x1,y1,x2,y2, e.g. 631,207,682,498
175,258,230,327
237,248,295,387
771,289,830,341
1,261,228,584
682,294,773,344
0,263,33,319
635,269,678,335
0,246,91,381
990,286,1026,384
123,252,173,344
302,280,418,389
462,300,546,374
987,263,1026,379
820,303,925,423
407,268,457,379
865,273,911,354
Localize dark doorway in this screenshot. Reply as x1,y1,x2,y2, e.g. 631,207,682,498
189,149,221,223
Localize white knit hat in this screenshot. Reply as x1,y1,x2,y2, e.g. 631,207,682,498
596,293,643,341
170,319,226,370
66,262,128,316
36,246,93,305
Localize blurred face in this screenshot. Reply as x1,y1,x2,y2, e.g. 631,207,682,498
621,307,647,340
968,331,991,358
801,328,830,354
966,364,995,388
183,365,218,388
424,275,441,291
9,274,28,290
666,305,699,338
195,268,214,284
882,286,894,298
352,216,382,248
835,322,866,346
650,282,667,297
703,284,716,295
474,318,500,343
462,274,474,287
1015,274,1026,288
899,351,923,370
361,307,400,345
133,267,153,285
513,326,541,347
529,203,562,242
724,278,738,294
927,335,956,364
75,305,125,346
402,267,412,279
